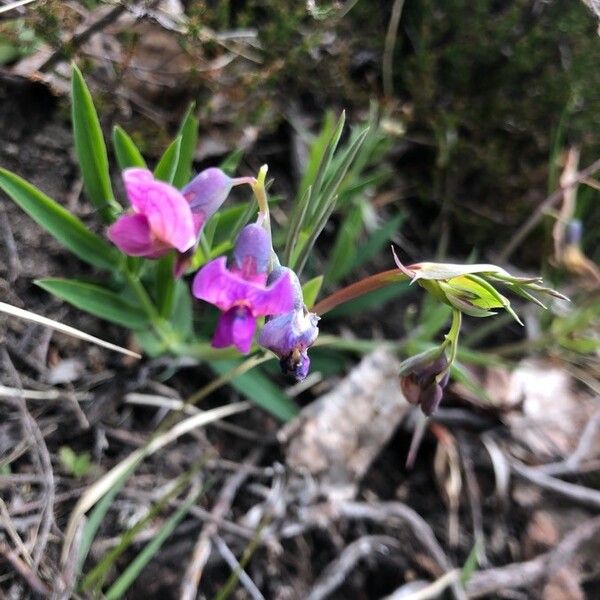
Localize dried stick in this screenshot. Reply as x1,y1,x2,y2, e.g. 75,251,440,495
0,543,50,597
510,460,600,510
214,535,265,600
306,535,400,600
499,156,600,261
466,516,600,597
1,348,55,571
39,3,127,73
335,500,467,600
179,448,262,600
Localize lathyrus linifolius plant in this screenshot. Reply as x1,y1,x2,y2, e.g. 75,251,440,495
0,64,566,420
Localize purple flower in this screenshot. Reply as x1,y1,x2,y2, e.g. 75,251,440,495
192,224,295,353
174,168,254,277
400,355,449,415
258,267,320,381
107,169,196,258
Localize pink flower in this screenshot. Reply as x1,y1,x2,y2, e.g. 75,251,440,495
107,169,195,258
192,224,295,353
174,168,255,277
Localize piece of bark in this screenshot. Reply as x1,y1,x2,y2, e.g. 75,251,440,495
279,349,409,498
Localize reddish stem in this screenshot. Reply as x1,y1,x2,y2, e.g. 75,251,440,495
313,269,408,315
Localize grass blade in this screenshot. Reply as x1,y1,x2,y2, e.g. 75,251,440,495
0,301,140,358
104,486,202,600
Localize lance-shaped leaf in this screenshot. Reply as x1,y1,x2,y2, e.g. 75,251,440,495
71,63,120,222
172,103,198,188
112,126,147,170
36,279,149,330
154,136,182,184
0,168,121,270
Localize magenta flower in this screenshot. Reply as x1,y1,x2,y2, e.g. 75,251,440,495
192,224,295,353
174,168,254,277
107,169,196,258
258,267,319,381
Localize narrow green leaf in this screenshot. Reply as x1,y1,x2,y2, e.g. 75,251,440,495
112,126,147,170
351,214,404,272
0,168,121,270
460,543,481,586
76,461,139,577
302,275,324,309
284,185,312,266
210,360,298,421
154,137,182,184
71,63,119,222
172,104,198,188
36,279,149,330
104,487,201,600
325,206,363,283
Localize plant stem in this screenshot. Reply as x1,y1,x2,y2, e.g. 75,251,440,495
313,269,409,314
251,165,280,267
124,269,175,348
445,309,462,367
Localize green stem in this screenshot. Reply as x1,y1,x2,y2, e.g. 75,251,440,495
124,269,175,348
251,165,280,268
444,309,462,367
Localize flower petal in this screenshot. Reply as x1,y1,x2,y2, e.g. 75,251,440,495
192,258,294,315
122,168,195,252
258,310,319,356
107,213,168,257
182,167,233,216
212,307,256,353
232,224,271,278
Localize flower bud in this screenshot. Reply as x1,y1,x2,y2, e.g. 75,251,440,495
181,168,233,219
258,267,319,381
399,352,449,415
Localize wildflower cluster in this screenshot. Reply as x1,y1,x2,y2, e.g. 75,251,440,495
0,65,567,420
107,165,319,380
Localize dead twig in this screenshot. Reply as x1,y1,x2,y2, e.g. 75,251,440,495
306,535,400,600
1,347,55,571
214,535,265,600
465,516,600,597
536,405,600,476
180,448,263,600
39,3,128,73
384,570,461,600
299,500,467,600
499,156,600,261
0,543,50,597
510,460,600,510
